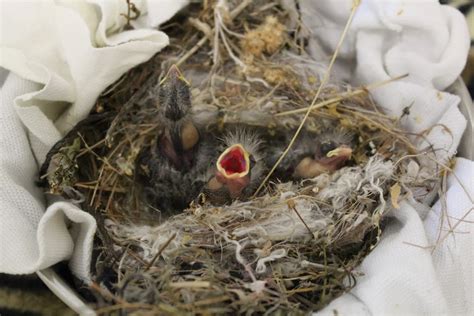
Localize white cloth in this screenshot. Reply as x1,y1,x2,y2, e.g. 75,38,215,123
300,0,470,164
298,0,473,315
0,0,472,315
0,0,186,280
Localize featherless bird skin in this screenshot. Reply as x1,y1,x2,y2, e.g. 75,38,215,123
293,129,354,179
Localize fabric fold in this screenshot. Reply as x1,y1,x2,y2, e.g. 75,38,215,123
0,0,187,279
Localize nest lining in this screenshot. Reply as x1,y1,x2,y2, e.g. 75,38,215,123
39,1,444,315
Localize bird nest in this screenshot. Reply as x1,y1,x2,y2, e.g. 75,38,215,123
39,1,441,315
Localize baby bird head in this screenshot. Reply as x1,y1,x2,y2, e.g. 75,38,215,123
294,129,354,179
317,139,353,169
158,64,191,122
206,130,265,201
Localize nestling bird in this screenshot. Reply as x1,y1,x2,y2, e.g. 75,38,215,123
137,65,205,213
155,64,200,171
268,127,354,180
140,127,266,212
202,129,267,205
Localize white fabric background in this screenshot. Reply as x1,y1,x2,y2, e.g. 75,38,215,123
0,0,187,280
0,0,472,315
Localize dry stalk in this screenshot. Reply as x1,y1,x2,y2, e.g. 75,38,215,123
253,0,361,196
144,233,177,271
274,74,409,117
288,200,314,239
176,0,252,67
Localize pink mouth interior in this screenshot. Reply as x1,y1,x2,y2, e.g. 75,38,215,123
219,147,247,175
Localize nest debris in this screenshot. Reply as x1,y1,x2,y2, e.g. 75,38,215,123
240,15,286,58
39,1,446,315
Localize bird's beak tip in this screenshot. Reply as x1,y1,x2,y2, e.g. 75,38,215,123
326,145,352,159
167,64,181,77
160,64,190,86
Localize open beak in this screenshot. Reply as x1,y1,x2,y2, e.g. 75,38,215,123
208,144,251,199
216,144,250,179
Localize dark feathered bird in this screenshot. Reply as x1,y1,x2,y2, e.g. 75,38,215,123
138,65,272,213
140,150,211,213
155,65,199,171
137,65,204,213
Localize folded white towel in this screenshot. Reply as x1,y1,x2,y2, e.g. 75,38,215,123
0,0,186,281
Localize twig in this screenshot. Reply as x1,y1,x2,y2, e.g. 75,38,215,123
89,282,127,305
300,260,346,273
95,303,153,315
287,200,314,239
175,0,252,67
100,74,127,97
77,138,106,158
90,164,105,207
169,281,211,289
78,133,122,174
120,0,141,28
253,0,361,196
189,18,213,39
74,182,127,193
426,156,473,204
274,74,408,117
343,108,417,153
144,233,177,271
176,37,209,67
106,181,119,211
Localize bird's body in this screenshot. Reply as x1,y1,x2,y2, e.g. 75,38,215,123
139,148,211,213
139,127,267,212
137,65,207,213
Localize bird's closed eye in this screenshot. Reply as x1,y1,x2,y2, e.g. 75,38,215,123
320,141,336,156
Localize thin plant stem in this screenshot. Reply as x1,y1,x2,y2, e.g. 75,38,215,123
253,1,361,197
